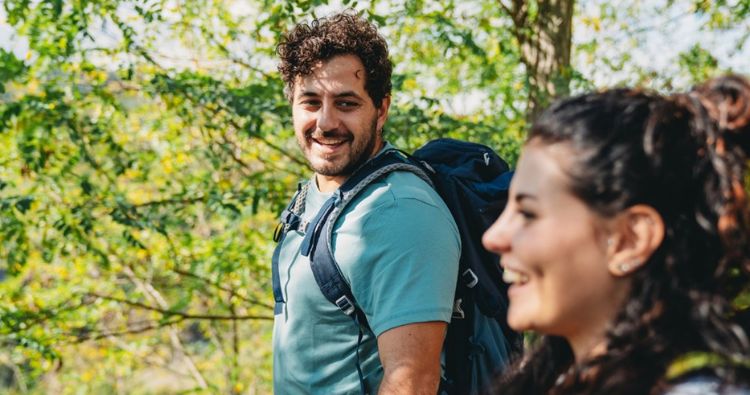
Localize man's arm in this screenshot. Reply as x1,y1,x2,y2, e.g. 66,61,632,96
377,321,446,395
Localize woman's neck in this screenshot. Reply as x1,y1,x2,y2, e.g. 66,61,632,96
568,329,608,364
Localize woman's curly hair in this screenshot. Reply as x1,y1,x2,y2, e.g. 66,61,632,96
492,75,750,395
276,11,392,107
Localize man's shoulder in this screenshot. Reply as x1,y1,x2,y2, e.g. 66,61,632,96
337,169,447,226
380,169,440,201
366,144,442,202
359,165,438,200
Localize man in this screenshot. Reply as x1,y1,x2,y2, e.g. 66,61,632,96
273,12,461,394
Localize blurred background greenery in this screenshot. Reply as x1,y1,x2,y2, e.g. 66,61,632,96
1,0,749,393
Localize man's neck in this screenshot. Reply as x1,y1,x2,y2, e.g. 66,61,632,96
315,141,388,193
315,174,346,193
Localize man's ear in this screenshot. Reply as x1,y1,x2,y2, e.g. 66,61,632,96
376,95,390,133
606,204,665,276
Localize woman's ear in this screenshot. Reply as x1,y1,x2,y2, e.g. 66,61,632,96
606,204,665,276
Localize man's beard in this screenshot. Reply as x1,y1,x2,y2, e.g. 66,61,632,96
302,118,380,178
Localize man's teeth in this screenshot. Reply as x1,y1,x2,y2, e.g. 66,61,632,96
313,137,346,145
502,269,529,284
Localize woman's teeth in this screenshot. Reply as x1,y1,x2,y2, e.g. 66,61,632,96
502,268,529,285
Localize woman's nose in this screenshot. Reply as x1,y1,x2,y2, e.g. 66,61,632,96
482,208,513,255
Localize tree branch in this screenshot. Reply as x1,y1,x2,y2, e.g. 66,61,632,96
206,123,306,179
170,78,308,169
131,195,207,208
87,292,273,321
71,317,185,342
118,264,229,389
498,0,515,22
0,296,95,335
223,110,307,168
171,268,274,311
200,25,274,80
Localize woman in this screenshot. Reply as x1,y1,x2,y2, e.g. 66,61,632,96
482,75,750,394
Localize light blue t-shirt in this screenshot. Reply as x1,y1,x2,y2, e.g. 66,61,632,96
272,147,461,394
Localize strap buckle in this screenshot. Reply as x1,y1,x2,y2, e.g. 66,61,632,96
280,209,301,228
462,268,479,288
452,298,465,319
335,295,356,316
274,209,302,242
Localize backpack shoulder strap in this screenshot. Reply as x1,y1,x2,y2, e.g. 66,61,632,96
301,149,432,324
271,182,309,315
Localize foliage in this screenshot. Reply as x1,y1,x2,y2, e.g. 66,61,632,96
574,0,750,91
0,0,748,393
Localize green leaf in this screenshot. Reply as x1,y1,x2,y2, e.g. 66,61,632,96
13,196,33,213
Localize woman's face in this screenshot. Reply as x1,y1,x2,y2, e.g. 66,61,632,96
482,141,629,349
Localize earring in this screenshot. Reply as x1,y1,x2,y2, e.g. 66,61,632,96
616,261,640,274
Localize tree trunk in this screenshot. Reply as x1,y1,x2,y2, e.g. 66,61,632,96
502,0,575,120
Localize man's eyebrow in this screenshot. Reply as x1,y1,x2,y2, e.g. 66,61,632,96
334,91,364,100
296,91,364,100
297,90,320,98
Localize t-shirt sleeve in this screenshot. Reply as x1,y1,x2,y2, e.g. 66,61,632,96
332,189,461,337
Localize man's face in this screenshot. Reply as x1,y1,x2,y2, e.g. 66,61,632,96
291,54,389,191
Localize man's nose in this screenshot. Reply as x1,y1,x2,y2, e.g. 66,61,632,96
316,103,340,132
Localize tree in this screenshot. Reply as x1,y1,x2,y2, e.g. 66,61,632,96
501,0,575,118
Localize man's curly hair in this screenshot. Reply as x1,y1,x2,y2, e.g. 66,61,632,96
276,12,392,107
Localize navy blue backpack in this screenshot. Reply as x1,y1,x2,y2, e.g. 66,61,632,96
272,138,522,394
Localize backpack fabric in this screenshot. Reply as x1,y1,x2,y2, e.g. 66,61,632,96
413,139,521,394
272,138,521,395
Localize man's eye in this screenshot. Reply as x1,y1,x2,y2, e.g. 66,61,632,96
338,101,358,108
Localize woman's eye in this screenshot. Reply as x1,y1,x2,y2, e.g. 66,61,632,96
518,209,536,220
